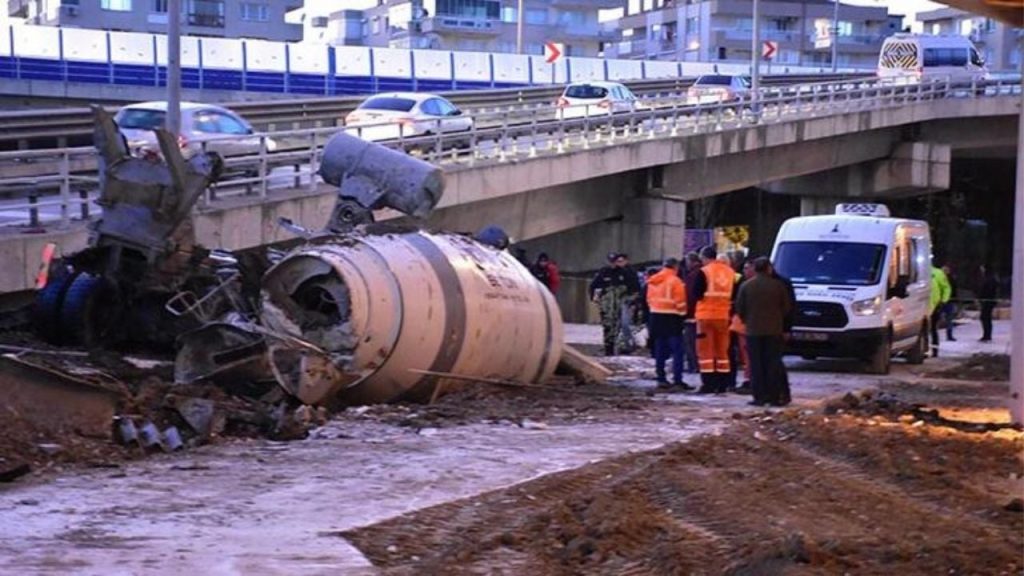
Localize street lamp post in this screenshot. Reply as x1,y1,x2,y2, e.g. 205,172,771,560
831,0,839,73
516,0,524,54
751,0,760,96
166,0,182,135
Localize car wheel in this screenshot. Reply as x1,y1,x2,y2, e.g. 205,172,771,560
866,332,892,375
905,325,928,365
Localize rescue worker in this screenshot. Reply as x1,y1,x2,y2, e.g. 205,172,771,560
942,264,957,341
646,258,692,390
589,252,640,356
692,245,736,394
929,263,952,357
977,265,998,342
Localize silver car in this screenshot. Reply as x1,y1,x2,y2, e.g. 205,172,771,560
114,101,276,159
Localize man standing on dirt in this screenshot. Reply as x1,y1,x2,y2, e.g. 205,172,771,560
646,258,692,390
682,252,702,374
736,257,793,406
930,263,952,357
589,253,640,356
691,246,736,394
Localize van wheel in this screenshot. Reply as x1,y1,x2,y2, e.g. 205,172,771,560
905,326,928,365
866,334,892,375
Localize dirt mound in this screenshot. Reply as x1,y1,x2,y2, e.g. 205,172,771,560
932,353,1010,381
341,411,1023,575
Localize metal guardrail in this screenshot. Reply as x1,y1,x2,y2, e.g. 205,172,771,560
0,75,1017,230
0,73,870,149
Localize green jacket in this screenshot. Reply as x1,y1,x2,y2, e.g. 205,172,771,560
930,266,951,312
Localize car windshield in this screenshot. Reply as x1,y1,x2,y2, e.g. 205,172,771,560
695,75,732,86
359,97,417,112
565,85,609,99
774,242,887,286
116,108,167,130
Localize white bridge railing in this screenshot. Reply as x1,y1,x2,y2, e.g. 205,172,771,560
0,75,1019,229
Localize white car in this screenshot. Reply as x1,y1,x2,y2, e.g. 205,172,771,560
114,101,276,159
344,93,474,142
556,81,643,119
686,75,752,104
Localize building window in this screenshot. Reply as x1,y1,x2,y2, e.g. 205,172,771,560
525,8,547,25
836,21,853,36
187,0,224,27
152,0,166,12
685,16,698,35
240,2,267,21
436,0,499,20
101,0,131,11
61,0,80,5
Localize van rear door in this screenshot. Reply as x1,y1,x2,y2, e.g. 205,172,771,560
879,40,919,77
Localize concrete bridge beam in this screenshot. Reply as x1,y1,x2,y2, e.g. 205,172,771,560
768,141,952,203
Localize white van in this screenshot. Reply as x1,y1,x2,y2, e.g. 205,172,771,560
878,33,987,84
770,204,932,374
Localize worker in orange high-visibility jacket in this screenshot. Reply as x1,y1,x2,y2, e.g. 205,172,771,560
691,245,737,394
646,257,692,390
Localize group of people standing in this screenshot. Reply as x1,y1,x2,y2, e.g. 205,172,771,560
592,247,795,407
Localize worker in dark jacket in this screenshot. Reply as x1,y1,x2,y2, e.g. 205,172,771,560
737,257,793,407
978,265,998,342
682,252,702,374
589,252,640,356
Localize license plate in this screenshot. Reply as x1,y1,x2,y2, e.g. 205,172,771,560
791,331,828,342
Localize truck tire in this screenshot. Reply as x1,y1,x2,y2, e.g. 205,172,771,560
59,273,120,347
905,325,928,365
32,271,78,344
867,333,892,375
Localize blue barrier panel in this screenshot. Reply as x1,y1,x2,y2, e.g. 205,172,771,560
416,78,455,93
244,71,286,93
66,61,111,84
112,63,157,86
202,68,243,91
332,75,374,95
456,80,493,91
16,57,63,81
0,56,16,78
287,72,328,95
157,66,202,89
375,76,414,93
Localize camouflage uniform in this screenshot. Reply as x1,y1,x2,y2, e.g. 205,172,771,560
590,262,641,356
597,285,628,355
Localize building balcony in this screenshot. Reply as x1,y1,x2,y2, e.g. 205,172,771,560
559,27,618,42
8,0,30,18
550,0,624,8
187,12,226,28
419,16,502,36
713,28,802,47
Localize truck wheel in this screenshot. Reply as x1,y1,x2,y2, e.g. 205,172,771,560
32,271,79,344
867,334,892,375
59,273,121,347
905,326,928,365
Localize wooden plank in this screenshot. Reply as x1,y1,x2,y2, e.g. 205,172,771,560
558,344,612,385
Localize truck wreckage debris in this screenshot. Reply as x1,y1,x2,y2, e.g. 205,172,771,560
24,107,567,416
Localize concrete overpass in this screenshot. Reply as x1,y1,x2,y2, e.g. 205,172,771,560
0,79,1019,297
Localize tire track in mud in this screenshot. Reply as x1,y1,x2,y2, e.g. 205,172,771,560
338,417,1023,576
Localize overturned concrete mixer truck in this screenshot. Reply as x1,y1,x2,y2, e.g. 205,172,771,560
33,108,564,406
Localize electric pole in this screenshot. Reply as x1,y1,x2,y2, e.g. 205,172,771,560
167,0,182,135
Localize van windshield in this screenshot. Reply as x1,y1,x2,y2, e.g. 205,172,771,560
774,242,887,286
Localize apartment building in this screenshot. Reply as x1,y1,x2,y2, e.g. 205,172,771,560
303,0,624,57
8,0,303,41
604,0,901,69
917,7,1020,71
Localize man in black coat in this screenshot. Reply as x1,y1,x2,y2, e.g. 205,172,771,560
737,258,793,406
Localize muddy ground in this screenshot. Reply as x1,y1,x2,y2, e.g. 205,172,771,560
1,321,1021,574
342,380,1022,576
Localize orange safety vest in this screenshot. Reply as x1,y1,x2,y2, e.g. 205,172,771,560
646,268,687,315
695,260,735,321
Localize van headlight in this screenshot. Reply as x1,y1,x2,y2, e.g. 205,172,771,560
851,296,882,316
